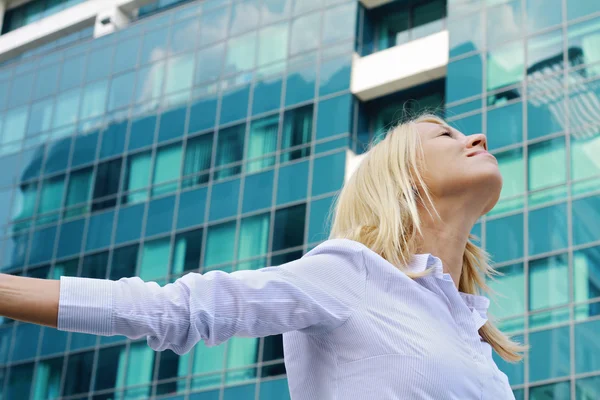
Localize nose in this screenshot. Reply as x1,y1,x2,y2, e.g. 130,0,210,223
467,134,488,151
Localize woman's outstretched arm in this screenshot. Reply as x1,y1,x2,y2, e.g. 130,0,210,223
0,273,60,327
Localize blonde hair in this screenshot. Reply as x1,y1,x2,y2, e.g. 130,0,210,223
329,114,526,362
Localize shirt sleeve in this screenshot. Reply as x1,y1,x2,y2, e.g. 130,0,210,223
57,239,367,355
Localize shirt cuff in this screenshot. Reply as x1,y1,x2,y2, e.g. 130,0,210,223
57,276,115,336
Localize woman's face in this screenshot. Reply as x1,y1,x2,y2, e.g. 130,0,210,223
417,122,502,214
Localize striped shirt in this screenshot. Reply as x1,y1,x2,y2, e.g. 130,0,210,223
58,239,515,399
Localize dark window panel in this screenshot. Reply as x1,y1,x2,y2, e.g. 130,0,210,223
272,204,306,252
81,251,109,279
110,244,139,280
63,350,94,396
93,158,123,201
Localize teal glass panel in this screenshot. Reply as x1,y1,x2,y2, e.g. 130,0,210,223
316,94,351,140
135,62,165,104
177,187,207,230
113,36,141,74
69,131,95,168
100,119,127,159
123,151,151,203
92,158,122,206
527,95,564,140
153,143,183,191
165,53,194,95
258,22,288,66
312,151,345,196
262,0,292,24
170,18,199,53
290,12,320,55
252,76,283,115
573,246,600,304
190,338,225,389
81,251,108,279
195,43,224,84
568,18,600,79
128,113,157,151
230,0,259,35
567,0,600,21
260,378,290,400
85,210,114,251
573,195,600,246
3,106,28,144
529,326,570,382
487,41,524,92
9,72,34,108
80,80,108,120
319,55,351,96
575,319,600,373
189,90,218,133
220,85,250,124
39,175,65,215
238,213,270,260
59,55,85,92
576,376,600,400
247,114,278,161
69,332,96,351
495,147,524,200
158,105,187,143
115,203,144,244
448,12,483,58
141,27,169,65
277,161,308,205
139,237,171,281
487,0,522,47
528,29,564,76
216,124,245,168
108,71,136,111
493,336,524,385
488,263,525,319
204,221,236,268
223,384,255,400
33,63,59,100
225,32,257,75
322,2,356,44
527,0,562,33
28,225,56,265
39,327,68,356
45,136,73,175
272,204,305,252
528,137,566,192
486,213,523,263
110,244,139,280
447,54,483,103
27,98,54,136
530,254,569,311
529,203,568,255
285,63,316,106
57,218,85,258
85,47,112,82
94,345,127,391
308,195,334,243
124,342,155,390
199,6,229,46
209,179,240,221
182,133,212,187
11,323,40,362
146,195,175,237
65,167,92,213
530,381,570,399
282,104,312,161
53,89,80,128
571,126,600,186
486,102,522,150
172,228,203,274
6,363,34,399
242,170,274,213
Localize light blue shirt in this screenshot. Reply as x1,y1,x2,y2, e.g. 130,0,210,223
58,239,515,399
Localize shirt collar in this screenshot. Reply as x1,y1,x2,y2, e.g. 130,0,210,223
407,253,490,326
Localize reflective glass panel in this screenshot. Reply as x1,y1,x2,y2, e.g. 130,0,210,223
238,213,270,260
272,204,306,252
529,254,569,311
573,246,600,304
528,137,566,191
486,213,524,263
488,263,525,319
529,326,570,382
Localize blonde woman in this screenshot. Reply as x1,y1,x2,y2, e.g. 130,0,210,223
0,115,525,399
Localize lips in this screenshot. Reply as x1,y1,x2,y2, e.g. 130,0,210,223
468,150,493,158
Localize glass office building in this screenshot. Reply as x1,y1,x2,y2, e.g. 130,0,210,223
0,0,595,399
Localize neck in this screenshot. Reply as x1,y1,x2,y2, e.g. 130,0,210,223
416,198,480,289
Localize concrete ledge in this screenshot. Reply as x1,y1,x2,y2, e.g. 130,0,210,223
351,30,449,102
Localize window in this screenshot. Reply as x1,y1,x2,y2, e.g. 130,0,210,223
242,170,274,214
312,151,345,197
308,196,334,244
81,251,108,279
92,158,122,209
225,32,257,76
146,195,175,237
220,85,251,125
198,6,228,47
165,53,194,95
529,327,570,382
527,29,563,79
3,107,28,144
189,89,218,132
362,0,445,54
290,13,320,56
527,0,561,33
272,204,306,252
110,244,139,280
319,56,351,97
252,75,283,116
527,95,564,141
100,119,128,160
488,263,525,319
487,41,524,92
113,36,140,74
170,17,199,54
573,246,600,304
156,349,190,395
85,210,114,251
6,362,34,399
108,71,136,111
65,167,92,217
316,94,352,139
281,105,312,162
215,124,245,178
487,102,522,150
11,323,40,362
226,336,259,384
530,254,569,311
576,375,600,400
57,218,84,258
285,62,316,107
204,221,236,269
277,161,308,205
153,143,183,195
528,203,568,255
191,341,225,390
208,179,240,221
493,338,524,386
567,17,600,78
571,126,600,189
33,356,63,399
247,115,278,172
229,0,259,36
38,175,65,219
62,350,94,396
486,213,523,263
258,22,288,66
139,237,171,281
575,319,600,374
134,62,164,105
573,195,600,246
172,229,203,274
94,345,127,391
528,137,566,192
260,378,290,400
158,105,187,143
80,80,108,120
123,151,151,204
176,187,207,230
238,213,270,260
494,148,524,208
122,342,154,398
567,0,600,22
183,133,213,188
27,99,53,137
195,44,224,85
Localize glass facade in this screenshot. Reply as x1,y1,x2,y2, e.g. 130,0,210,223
0,0,597,398
447,0,600,398
1,0,87,34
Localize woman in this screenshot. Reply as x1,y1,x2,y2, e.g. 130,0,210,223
0,114,525,399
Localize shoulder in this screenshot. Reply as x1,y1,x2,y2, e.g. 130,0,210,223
304,238,369,258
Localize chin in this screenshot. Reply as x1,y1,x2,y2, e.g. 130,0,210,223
480,173,503,215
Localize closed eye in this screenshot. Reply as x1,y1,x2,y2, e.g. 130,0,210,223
440,131,453,138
